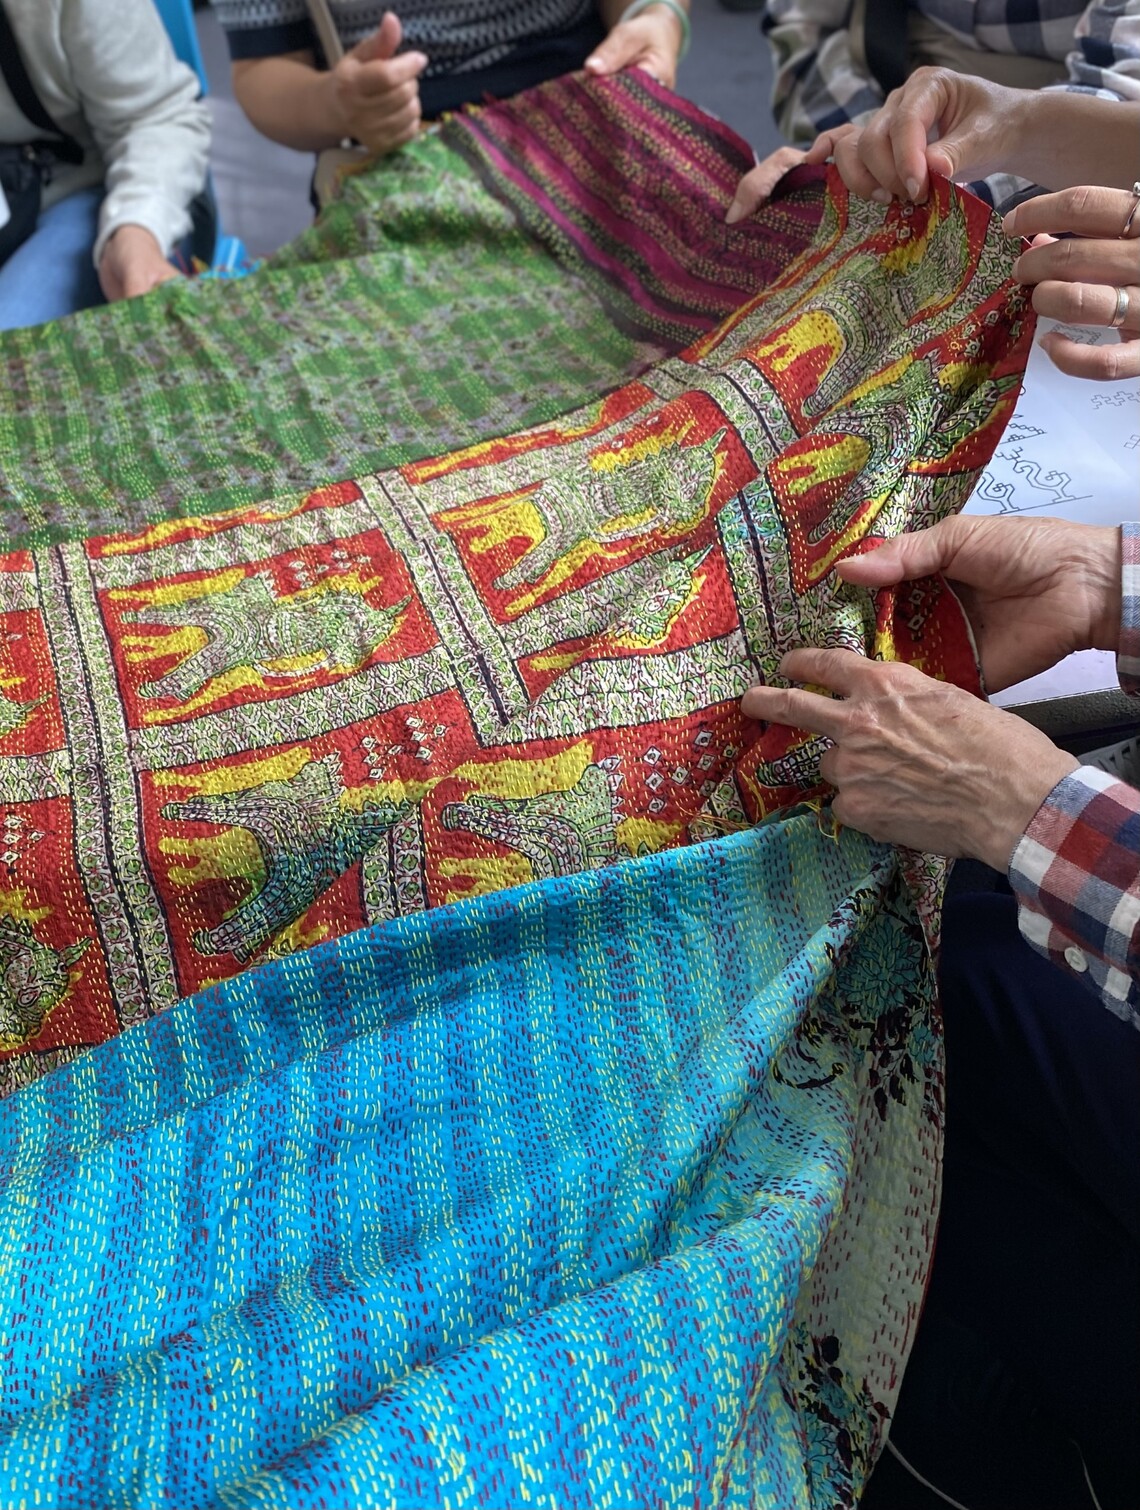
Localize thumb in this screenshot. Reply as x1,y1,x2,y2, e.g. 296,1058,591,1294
350,10,401,63
584,26,642,77
836,530,953,588
924,125,977,184
804,124,857,164
726,149,807,223
726,166,768,226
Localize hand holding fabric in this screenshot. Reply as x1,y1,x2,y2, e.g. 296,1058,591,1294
1004,188,1140,381
825,69,1022,204
741,650,1076,869
585,5,686,90
331,11,426,155
835,516,1124,691
98,224,180,302
800,70,1140,212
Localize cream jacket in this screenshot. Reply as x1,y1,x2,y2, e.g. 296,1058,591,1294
0,0,211,263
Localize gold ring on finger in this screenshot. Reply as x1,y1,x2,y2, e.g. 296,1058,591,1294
1123,182,1140,238
1110,285,1131,329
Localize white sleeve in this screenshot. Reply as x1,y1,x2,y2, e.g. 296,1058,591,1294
60,0,212,265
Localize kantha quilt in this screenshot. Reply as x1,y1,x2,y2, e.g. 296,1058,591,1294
0,77,820,546
0,72,1033,1509
3,822,946,1509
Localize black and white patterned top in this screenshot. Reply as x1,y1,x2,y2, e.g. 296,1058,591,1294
212,0,599,74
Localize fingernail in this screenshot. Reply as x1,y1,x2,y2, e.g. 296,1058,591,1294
584,55,602,70
725,204,742,225
904,177,920,202
871,188,892,205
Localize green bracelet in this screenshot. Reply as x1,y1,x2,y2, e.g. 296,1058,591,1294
619,0,691,61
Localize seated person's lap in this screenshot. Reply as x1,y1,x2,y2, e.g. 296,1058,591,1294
877,889,1140,1508
0,186,105,330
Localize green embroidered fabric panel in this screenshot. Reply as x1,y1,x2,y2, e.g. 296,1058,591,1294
0,139,649,548
0,79,823,552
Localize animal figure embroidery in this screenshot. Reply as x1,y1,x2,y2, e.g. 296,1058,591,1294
0,691,47,739
496,429,726,590
0,917,88,1048
792,220,974,425
163,756,415,961
441,764,618,880
125,575,411,701
752,736,831,790
777,363,1023,547
609,546,711,644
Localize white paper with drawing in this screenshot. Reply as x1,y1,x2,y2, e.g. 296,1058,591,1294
964,319,1140,707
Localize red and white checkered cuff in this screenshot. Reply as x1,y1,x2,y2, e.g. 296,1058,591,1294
1010,767,1140,1005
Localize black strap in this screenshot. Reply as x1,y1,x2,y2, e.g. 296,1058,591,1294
0,2,84,165
862,0,910,97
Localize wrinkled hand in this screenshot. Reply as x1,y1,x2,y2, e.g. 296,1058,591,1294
1003,187,1140,381
98,225,180,302
585,5,686,89
741,650,1076,868
836,515,1122,692
725,128,857,223
825,68,1024,204
332,11,426,155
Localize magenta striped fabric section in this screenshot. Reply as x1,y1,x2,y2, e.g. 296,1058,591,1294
446,70,827,344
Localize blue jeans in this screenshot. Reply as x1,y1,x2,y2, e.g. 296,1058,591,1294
0,185,106,331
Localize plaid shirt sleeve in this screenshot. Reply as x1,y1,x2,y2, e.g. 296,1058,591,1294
1007,523,1140,1029
972,0,1140,208
1066,0,1140,95
763,0,883,147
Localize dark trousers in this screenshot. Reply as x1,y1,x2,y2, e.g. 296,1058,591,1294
864,890,1140,1510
